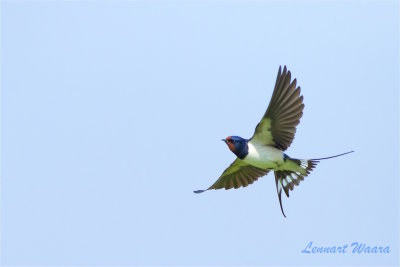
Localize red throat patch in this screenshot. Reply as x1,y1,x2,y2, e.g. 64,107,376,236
225,136,236,152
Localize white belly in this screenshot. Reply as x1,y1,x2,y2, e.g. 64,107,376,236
244,142,284,169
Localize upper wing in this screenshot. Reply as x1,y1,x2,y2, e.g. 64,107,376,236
194,159,269,193
249,66,304,151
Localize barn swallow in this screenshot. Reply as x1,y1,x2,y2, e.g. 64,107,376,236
194,66,353,217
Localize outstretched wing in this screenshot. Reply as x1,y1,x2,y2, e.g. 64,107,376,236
249,66,304,151
194,159,269,193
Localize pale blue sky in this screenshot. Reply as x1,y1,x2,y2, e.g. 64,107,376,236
1,1,399,266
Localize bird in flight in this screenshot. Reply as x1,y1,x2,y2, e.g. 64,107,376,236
194,66,353,217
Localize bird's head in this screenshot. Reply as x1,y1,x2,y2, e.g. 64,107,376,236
222,136,249,159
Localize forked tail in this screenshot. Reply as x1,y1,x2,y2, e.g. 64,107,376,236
275,150,354,217
310,150,354,161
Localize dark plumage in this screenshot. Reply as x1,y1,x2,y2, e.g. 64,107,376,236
194,66,354,217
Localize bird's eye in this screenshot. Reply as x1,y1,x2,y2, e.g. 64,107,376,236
231,139,236,143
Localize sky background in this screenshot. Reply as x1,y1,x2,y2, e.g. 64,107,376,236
1,1,399,266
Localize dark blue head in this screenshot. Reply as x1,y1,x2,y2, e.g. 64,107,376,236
222,136,249,159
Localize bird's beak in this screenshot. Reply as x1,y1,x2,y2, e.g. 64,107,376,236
222,139,227,143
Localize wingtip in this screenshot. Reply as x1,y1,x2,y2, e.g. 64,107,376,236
193,189,207,194
277,65,282,76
